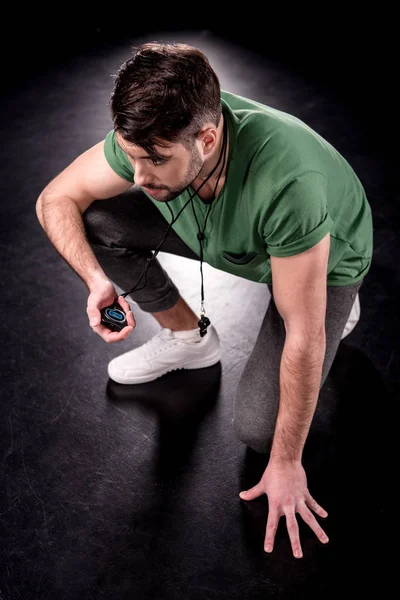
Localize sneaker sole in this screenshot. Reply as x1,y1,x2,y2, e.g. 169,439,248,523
108,347,221,385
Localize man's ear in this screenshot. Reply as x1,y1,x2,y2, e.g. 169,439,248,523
198,125,218,156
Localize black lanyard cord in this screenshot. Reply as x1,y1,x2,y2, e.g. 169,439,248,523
192,119,228,309
117,117,228,312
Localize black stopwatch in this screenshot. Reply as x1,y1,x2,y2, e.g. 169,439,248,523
100,301,127,332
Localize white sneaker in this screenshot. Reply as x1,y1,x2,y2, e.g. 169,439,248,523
107,325,221,384
341,293,361,340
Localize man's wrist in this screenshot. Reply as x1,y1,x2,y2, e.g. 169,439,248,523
269,451,302,467
86,270,110,290
270,437,303,465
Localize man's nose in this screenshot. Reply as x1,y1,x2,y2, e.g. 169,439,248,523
133,162,154,187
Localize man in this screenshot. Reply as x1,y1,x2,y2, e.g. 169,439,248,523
35,42,373,559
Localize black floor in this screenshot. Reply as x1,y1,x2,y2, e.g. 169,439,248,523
1,24,395,600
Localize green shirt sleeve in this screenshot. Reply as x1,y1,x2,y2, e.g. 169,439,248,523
263,171,334,257
103,129,135,182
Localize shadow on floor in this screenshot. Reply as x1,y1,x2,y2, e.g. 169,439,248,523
106,362,223,474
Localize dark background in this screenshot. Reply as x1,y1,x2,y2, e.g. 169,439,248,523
3,11,392,169
3,12,391,115
0,11,394,600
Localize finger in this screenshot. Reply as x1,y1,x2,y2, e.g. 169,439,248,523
92,324,133,343
285,511,302,559
87,306,101,328
239,482,264,501
305,493,328,518
90,322,116,339
114,297,135,328
298,504,329,545
264,510,280,553
114,325,134,341
117,295,131,313
125,310,136,328
104,325,134,343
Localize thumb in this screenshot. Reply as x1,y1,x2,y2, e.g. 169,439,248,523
239,483,263,500
88,307,101,327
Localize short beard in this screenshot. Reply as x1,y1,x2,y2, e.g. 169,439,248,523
151,144,204,203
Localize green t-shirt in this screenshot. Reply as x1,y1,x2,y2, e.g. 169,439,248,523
104,90,373,286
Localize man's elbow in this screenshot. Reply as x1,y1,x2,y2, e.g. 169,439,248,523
284,322,326,351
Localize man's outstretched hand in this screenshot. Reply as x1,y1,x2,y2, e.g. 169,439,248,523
239,461,329,558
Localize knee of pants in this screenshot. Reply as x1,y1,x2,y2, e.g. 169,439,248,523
82,203,127,248
233,418,274,454
82,205,108,245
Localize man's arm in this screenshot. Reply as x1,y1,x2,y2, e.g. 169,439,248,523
239,233,331,559
269,232,330,464
36,140,133,289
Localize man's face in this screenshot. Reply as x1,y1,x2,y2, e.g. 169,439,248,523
116,133,204,202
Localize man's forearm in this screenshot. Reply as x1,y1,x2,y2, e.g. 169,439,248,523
36,194,107,289
270,333,326,464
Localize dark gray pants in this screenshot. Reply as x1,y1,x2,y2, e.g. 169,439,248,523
83,187,363,453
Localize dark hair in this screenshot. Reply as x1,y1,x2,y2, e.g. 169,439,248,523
110,42,222,159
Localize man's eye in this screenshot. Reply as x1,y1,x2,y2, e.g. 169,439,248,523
151,158,167,166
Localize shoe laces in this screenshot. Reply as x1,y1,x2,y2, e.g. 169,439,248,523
140,329,178,358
